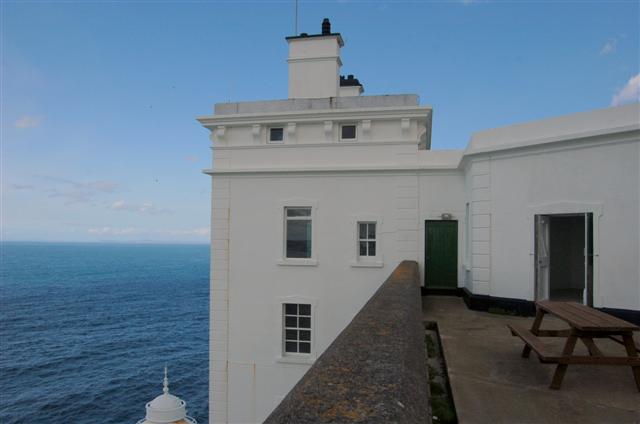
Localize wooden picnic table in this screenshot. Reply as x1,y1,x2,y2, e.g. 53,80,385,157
508,300,640,391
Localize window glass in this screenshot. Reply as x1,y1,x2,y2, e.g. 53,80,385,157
299,330,311,341
287,208,311,217
299,304,311,316
270,127,284,143
285,303,297,315
299,317,311,328
341,124,356,140
358,221,377,257
283,303,312,354
299,343,311,353
286,207,312,258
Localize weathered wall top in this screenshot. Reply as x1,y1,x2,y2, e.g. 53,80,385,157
264,261,430,424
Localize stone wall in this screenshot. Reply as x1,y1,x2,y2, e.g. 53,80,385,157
264,261,430,423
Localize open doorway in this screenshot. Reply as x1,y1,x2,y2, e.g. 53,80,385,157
535,213,593,305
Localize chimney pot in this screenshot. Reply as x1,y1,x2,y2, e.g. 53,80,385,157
321,18,331,35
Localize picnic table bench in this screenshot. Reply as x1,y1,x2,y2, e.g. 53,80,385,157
508,300,640,391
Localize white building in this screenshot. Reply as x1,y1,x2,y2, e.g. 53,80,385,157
197,19,640,424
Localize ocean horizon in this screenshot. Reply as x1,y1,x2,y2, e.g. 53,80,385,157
0,241,210,423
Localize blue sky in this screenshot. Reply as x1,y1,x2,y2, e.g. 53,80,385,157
2,0,638,243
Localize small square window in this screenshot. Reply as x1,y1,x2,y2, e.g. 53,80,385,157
269,127,284,143
283,303,312,355
341,124,356,140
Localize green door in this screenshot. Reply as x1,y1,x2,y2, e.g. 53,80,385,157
425,220,458,288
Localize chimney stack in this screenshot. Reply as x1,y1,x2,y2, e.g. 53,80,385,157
321,18,331,35
286,19,344,99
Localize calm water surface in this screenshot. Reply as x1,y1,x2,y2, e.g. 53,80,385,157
0,242,209,423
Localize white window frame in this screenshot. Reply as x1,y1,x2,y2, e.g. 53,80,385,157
276,296,317,364
277,199,318,266
268,126,285,144
350,215,383,268
464,203,471,271
282,303,312,355
358,222,377,257
339,123,357,141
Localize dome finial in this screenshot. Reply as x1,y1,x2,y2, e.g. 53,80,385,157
163,365,169,394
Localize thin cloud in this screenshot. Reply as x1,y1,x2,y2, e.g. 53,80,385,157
110,200,170,215
86,226,209,238
11,184,35,190
611,73,640,107
599,39,617,55
88,227,139,236
36,176,120,205
14,115,43,129
85,181,119,192
166,227,210,237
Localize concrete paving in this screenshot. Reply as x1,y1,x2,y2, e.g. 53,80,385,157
423,296,640,424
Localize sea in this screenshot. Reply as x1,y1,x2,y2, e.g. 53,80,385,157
0,242,210,423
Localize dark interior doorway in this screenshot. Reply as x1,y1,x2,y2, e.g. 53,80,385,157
536,213,593,305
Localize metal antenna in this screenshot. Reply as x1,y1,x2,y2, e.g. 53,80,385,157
294,0,298,35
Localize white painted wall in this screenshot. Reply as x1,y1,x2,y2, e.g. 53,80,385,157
225,173,413,422
417,171,466,287
288,36,342,99
483,135,640,309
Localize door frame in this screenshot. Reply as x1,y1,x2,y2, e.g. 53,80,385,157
424,219,459,290
535,213,593,305
528,202,602,306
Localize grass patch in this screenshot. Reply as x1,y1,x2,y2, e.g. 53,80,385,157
429,381,445,396
426,327,458,423
425,334,437,357
428,364,439,378
488,307,516,316
431,396,457,423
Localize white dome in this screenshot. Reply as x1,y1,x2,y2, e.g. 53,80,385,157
136,367,197,424
149,392,184,411
145,393,187,423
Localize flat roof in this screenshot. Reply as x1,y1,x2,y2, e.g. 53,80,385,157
285,32,344,47
213,94,420,115
466,103,640,155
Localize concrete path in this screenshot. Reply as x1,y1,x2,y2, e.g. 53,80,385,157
423,296,640,424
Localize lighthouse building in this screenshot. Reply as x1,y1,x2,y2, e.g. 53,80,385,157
198,19,640,424
136,368,197,424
